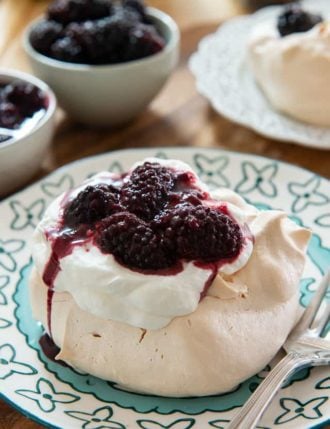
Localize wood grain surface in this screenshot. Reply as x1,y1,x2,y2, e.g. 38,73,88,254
0,1,329,428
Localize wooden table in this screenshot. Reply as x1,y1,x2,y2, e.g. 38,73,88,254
0,1,329,427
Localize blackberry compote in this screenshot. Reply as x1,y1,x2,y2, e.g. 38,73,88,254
0,80,47,143
30,0,165,65
44,161,247,277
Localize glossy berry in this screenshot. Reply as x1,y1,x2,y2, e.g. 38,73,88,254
277,3,323,37
123,0,150,24
63,184,120,227
2,82,46,117
60,162,245,271
98,212,174,269
0,102,20,129
47,0,110,25
29,20,63,55
125,23,165,60
157,204,243,262
50,36,85,63
64,15,133,64
31,0,165,64
121,162,175,220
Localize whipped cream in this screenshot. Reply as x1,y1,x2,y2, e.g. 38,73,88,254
248,20,330,126
32,159,253,330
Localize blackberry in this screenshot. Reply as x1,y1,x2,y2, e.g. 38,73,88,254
168,190,205,208
65,15,133,64
125,23,165,61
98,212,174,270
277,3,323,37
50,36,85,63
2,81,46,117
29,20,63,56
0,102,21,129
32,0,165,64
47,0,110,25
157,204,243,262
121,162,175,220
123,0,150,24
63,184,120,227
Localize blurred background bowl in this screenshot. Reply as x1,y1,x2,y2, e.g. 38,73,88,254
0,68,56,196
23,8,180,127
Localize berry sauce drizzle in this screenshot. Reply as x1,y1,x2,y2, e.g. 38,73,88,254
39,333,70,367
42,228,90,335
41,163,251,340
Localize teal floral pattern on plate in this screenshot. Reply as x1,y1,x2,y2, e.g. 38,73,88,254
315,377,330,390
193,153,230,188
66,405,125,429
9,199,45,230
0,274,9,305
274,397,328,425
0,147,329,429
288,176,328,214
235,162,278,198
41,174,74,197
0,344,37,379
16,378,79,412
0,239,24,272
137,419,195,429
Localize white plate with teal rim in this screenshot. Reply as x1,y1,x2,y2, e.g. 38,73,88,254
189,0,330,150
0,147,329,429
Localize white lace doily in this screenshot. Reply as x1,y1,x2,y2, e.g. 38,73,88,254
189,0,330,150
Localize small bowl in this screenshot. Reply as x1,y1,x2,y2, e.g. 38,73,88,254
0,69,56,196
23,8,180,127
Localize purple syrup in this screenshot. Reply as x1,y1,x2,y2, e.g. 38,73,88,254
0,80,47,130
39,333,69,367
42,163,249,339
43,228,90,335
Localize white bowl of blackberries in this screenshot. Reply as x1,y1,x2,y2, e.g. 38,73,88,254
24,0,180,127
0,69,56,195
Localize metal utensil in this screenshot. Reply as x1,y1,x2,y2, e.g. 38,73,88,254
227,271,330,429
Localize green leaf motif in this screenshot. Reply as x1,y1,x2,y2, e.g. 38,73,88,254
41,174,74,198
316,377,330,390
0,344,37,379
16,378,79,413
275,397,328,424
66,406,125,429
193,154,229,188
209,419,230,428
0,318,12,329
0,239,25,272
209,420,269,429
235,162,278,198
288,176,328,214
10,199,45,230
315,213,330,228
0,275,9,305
137,419,195,429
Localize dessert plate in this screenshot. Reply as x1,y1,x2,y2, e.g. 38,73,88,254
0,147,329,429
189,0,330,150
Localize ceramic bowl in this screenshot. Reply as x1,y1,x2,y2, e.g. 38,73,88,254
23,8,180,127
0,68,56,196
